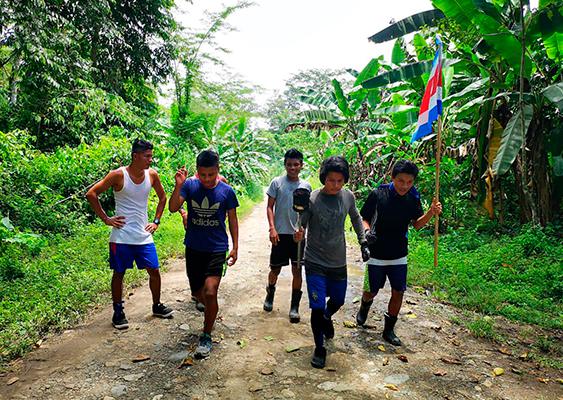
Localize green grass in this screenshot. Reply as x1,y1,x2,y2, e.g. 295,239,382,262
0,195,261,366
408,225,563,330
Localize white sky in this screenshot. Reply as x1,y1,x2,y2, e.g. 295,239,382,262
168,0,540,107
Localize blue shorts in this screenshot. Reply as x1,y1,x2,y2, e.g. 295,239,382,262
306,274,347,310
364,264,407,293
109,243,159,273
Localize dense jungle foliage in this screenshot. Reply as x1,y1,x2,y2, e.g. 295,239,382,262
1,0,562,364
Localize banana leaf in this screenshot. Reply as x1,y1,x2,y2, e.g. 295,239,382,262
358,121,389,131
353,58,381,87
492,104,533,176
432,0,479,30
372,105,417,115
361,58,460,89
296,110,340,123
332,79,351,118
543,82,563,111
392,39,406,65
473,0,503,21
368,9,446,43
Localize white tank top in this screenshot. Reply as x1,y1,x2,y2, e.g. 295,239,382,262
109,167,154,245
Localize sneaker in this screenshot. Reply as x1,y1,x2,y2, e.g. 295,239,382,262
323,316,334,339
191,295,205,312
112,312,129,330
194,333,212,359
152,302,174,318
310,346,327,369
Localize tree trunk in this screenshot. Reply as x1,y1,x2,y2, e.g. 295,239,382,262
512,155,533,223
527,118,552,225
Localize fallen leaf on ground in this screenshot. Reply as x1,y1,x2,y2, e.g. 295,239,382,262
538,378,550,384
217,372,221,380
451,340,460,347
324,366,336,371
519,353,529,360
382,358,389,366
132,354,150,363
267,351,274,356
441,357,462,365
260,368,274,375
511,368,523,375
492,368,504,376
434,370,447,376
397,355,408,363
249,387,263,392
385,393,390,399
343,321,357,328
352,297,360,303
178,357,194,368
407,313,417,319
556,378,563,385
384,384,398,391
237,339,246,349
34,339,43,348
497,348,511,355
285,346,300,353
263,336,274,341
7,377,19,386
378,345,386,352
212,334,224,344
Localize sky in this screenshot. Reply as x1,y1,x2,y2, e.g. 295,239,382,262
166,0,433,105
168,0,540,107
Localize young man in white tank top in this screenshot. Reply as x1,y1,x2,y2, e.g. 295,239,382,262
87,139,173,329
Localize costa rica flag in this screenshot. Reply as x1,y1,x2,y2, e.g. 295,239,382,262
411,37,443,143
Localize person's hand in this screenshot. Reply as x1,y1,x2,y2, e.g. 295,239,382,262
145,222,159,234
227,247,238,266
269,227,280,245
103,216,126,229
175,166,188,186
293,227,304,242
178,208,188,230
430,197,443,216
365,229,377,245
361,243,371,262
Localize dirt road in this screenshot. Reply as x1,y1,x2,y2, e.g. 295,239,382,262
1,199,562,400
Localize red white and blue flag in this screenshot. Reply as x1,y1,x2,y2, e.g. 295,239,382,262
411,37,443,143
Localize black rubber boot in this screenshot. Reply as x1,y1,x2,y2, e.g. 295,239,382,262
263,284,276,312
289,289,302,323
323,316,334,339
382,312,402,346
311,346,327,369
356,299,373,327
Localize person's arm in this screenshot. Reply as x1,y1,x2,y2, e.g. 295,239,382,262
266,195,279,245
86,170,126,229
145,170,167,234
169,166,188,213
227,208,239,266
348,194,367,245
412,197,442,230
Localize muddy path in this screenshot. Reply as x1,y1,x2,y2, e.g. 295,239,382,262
1,199,562,400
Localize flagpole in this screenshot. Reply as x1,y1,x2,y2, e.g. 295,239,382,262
433,115,442,270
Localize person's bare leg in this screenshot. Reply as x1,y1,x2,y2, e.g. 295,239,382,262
112,271,125,303
201,276,222,334
145,267,161,304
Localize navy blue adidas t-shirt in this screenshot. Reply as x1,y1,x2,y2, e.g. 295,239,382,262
180,180,239,252
360,185,423,260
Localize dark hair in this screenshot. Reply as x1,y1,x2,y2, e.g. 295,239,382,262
284,148,304,164
319,156,349,184
391,159,419,179
197,149,220,168
132,138,153,157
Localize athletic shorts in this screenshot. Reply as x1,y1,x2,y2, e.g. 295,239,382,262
306,274,347,310
185,247,227,293
364,264,407,293
109,242,159,273
269,234,305,269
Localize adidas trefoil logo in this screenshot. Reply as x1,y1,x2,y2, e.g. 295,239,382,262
192,197,220,217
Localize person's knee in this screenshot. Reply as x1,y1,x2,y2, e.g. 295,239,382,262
326,298,343,313
145,267,160,277
364,291,378,300
112,271,125,280
270,268,282,277
391,289,405,297
203,285,218,300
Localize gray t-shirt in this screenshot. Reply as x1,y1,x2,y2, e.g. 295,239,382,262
266,175,312,235
302,188,366,269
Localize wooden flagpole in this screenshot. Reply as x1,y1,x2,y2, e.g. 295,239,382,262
433,115,443,269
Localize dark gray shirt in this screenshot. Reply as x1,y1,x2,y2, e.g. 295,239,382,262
302,188,366,269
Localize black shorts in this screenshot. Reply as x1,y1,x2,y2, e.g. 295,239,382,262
269,234,305,269
185,247,227,293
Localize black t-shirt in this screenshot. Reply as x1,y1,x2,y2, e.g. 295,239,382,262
360,185,424,260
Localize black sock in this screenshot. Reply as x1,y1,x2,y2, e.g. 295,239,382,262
361,298,373,310
311,309,325,348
